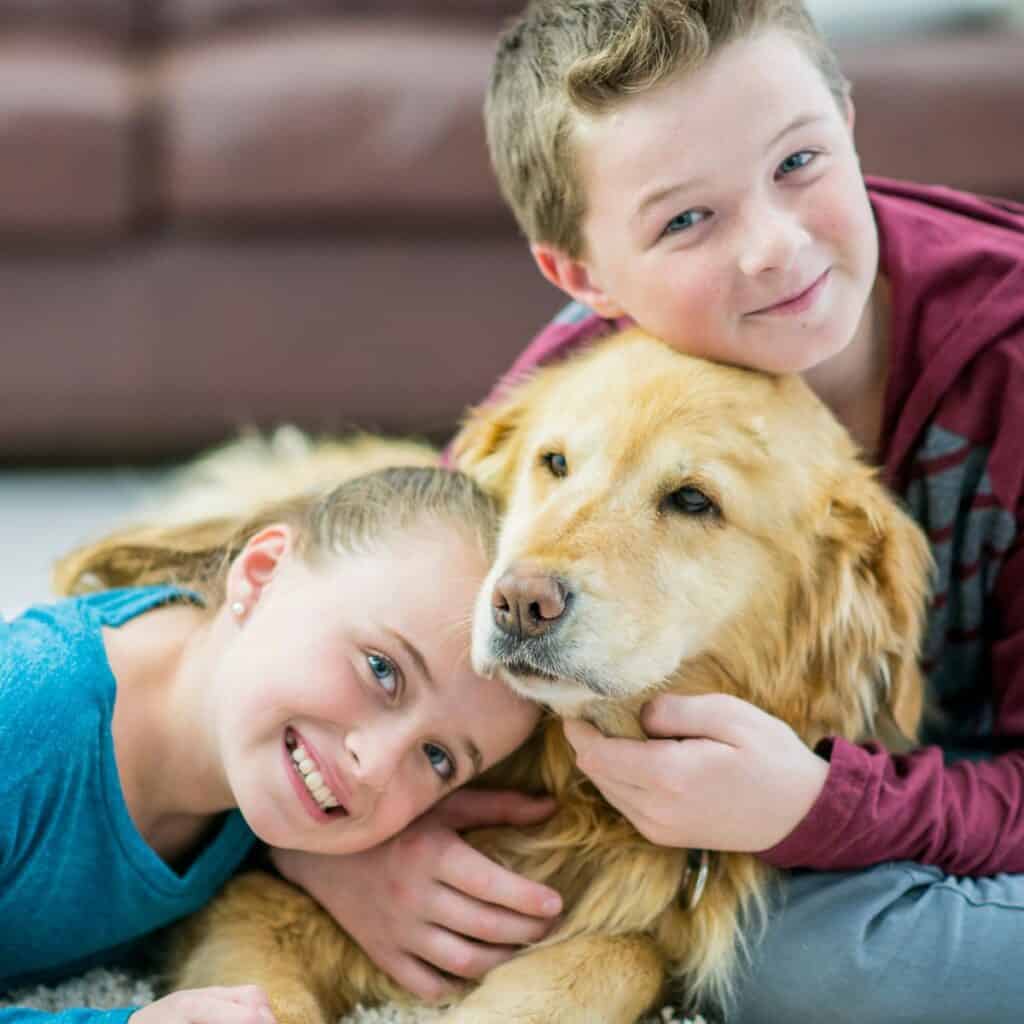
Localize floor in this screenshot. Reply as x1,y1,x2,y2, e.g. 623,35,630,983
0,468,167,619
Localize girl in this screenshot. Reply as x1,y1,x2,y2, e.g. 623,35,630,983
0,466,554,1024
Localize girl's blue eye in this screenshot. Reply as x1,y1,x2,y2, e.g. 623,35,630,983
777,150,815,177
663,208,708,236
367,653,398,696
424,742,455,782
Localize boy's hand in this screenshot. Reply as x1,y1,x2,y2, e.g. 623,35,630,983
131,986,275,1024
269,789,562,1002
564,693,829,852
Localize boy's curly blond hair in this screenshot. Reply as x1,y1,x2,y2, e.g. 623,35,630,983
486,0,849,258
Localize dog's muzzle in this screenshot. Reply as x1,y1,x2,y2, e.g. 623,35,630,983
491,566,573,640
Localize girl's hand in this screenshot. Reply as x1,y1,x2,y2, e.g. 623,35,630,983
564,693,829,852
131,986,275,1024
270,788,562,1002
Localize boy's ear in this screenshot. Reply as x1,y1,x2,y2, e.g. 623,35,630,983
230,524,294,605
530,242,626,320
844,95,856,134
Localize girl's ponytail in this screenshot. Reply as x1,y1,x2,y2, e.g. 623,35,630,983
53,467,498,607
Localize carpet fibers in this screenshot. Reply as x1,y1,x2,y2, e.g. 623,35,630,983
2,966,705,1023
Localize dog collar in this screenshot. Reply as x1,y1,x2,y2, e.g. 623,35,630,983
682,848,711,910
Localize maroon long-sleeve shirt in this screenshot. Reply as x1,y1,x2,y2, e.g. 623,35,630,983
463,177,1024,877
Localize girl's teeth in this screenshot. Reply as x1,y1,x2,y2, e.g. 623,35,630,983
289,740,342,812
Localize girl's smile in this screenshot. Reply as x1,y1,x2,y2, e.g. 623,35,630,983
208,522,540,856
284,728,348,820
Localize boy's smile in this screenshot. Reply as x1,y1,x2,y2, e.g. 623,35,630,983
535,29,880,381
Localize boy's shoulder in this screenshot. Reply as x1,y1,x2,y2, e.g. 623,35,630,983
869,175,1024,255
876,177,1024,499
495,301,623,392
872,174,1024,363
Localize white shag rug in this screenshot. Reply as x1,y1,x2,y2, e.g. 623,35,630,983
1,966,704,1024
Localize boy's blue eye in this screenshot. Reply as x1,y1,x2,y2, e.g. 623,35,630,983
663,208,708,236
777,150,815,177
424,742,455,782
367,653,398,696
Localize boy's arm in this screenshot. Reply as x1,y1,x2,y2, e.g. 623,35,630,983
760,742,1024,875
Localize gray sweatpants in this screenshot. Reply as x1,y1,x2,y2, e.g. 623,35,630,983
730,861,1024,1023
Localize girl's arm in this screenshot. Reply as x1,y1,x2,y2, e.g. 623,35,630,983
0,1012,133,1024
1,986,275,1024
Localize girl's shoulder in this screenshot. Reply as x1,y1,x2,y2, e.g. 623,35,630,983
0,586,195,728
70,584,198,628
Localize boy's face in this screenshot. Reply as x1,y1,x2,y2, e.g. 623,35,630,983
534,30,878,376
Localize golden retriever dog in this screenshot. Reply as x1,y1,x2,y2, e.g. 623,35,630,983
169,328,932,1023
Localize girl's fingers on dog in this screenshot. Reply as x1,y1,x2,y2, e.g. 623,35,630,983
374,951,460,1003
417,924,521,980
436,787,558,831
427,884,558,945
438,843,562,917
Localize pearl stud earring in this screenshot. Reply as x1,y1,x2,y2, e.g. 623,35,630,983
230,601,245,619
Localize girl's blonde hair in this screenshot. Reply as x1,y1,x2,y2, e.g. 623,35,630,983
54,466,500,607
486,0,849,258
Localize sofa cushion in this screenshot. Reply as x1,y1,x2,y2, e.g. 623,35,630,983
0,0,146,40
160,20,507,225
0,234,561,458
159,0,519,36
0,34,143,237
839,30,1024,200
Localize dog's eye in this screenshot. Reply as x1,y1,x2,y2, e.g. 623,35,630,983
541,452,568,478
666,486,717,517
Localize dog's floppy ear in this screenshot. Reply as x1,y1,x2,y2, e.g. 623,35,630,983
811,470,933,742
451,382,533,499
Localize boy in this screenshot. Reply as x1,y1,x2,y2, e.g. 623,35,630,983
280,3,1024,1020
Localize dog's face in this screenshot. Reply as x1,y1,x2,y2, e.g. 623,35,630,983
455,330,930,742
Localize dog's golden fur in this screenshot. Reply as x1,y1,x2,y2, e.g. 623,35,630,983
169,329,932,1023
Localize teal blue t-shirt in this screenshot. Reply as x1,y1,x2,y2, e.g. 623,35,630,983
0,587,255,1011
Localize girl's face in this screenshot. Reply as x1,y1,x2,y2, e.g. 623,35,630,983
209,521,540,854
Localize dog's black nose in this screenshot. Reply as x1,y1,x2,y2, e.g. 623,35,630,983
492,568,570,639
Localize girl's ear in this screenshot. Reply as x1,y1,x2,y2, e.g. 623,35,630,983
228,524,294,609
